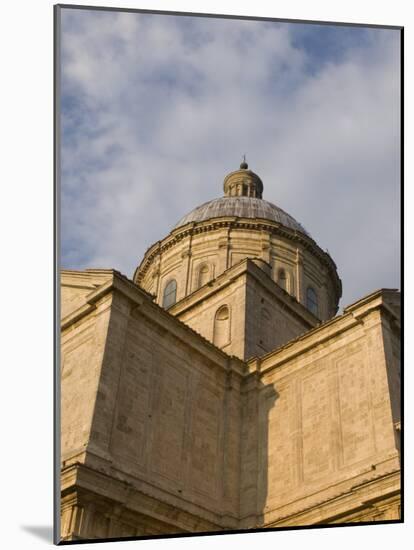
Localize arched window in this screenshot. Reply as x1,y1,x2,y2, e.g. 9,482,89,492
197,264,210,289
306,287,318,317
213,305,230,348
277,268,287,291
162,279,177,309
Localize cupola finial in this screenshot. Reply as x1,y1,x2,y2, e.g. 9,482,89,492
240,154,248,170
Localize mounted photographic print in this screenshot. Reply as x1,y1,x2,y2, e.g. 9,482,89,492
56,4,402,544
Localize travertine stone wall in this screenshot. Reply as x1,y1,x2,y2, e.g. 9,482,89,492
61,304,111,461
61,286,92,319
377,294,401,452
135,220,341,321
173,273,247,358
91,289,244,516
266,472,400,526
170,259,318,361
61,466,225,541
61,272,115,462
61,269,121,319
60,271,400,540
243,264,317,359
60,270,245,540
244,290,401,527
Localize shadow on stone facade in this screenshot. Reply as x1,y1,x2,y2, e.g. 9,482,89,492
256,383,278,529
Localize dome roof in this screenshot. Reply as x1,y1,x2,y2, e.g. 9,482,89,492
174,196,310,236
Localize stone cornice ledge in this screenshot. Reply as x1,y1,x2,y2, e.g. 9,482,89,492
69,461,233,530
170,258,318,329
261,455,400,526
61,301,98,332
61,269,246,379
252,288,400,376
267,470,400,527
134,218,341,298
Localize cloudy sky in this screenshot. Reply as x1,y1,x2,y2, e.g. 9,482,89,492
59,7,400,310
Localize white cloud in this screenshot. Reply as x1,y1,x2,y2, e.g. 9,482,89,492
60,9,400,309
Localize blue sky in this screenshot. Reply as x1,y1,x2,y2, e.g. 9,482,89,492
60,8,400,309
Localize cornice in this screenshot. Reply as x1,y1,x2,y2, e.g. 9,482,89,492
68,460,231,530
60,269,246,379
170,258,318,330
250,288,400,377
133,218,342,300
61,269,398,384
265,467,400,527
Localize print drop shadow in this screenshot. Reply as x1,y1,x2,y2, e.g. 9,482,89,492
20,525,53,542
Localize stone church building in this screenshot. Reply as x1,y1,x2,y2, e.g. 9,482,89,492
60,163,401,541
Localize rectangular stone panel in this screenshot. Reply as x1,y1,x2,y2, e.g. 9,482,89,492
266,382,296,501
336,350,375,466
61,333,94,453
189,383,222,498
222,393,241,507
150,363,189,483
109,332,153,466
301,366,333,482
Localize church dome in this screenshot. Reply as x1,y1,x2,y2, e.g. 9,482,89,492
174,196,310,236
174,160,309,235
134,160,342,321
